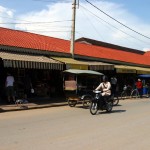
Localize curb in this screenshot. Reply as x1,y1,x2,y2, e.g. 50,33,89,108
0,102,68,113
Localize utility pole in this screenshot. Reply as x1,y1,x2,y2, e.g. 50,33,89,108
70,0,77,59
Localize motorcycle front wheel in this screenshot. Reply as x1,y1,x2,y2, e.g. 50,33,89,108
82,96,91,108
106,102,113,112
90,102,98,115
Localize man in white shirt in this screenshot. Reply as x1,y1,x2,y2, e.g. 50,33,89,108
95,76,111,96
5,73,15,103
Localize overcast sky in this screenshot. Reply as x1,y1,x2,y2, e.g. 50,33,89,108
0,0,150,51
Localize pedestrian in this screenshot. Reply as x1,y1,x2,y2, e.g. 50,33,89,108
24,74,33,99
111,76,117,96
5,73,15,103
136,79,143,98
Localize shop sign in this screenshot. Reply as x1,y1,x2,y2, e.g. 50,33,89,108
137,70,150,74
116,68,136,73
66,64,88,70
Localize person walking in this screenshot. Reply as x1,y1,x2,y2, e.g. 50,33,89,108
136,79,143,98
24,74,32,99
5,73,15,103
111,76,117,97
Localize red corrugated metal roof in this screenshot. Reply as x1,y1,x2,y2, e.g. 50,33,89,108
0,27,150,66
144,51,150,56
0,27,70,53
75,43,150,66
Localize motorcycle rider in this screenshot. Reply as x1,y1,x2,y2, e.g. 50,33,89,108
95,75,111,101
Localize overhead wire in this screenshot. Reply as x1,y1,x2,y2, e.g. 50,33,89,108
80,5,145,49
79,4,150,47
0,14,72,24
0,13,72,33
84,0,150,41
25,30,71,32
1,0,149,48
79,5,105,41
0,1,73,39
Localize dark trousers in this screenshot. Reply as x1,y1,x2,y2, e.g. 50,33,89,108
138,88,143,97
111,84,116,96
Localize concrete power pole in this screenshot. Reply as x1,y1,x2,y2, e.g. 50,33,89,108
70,0,77,59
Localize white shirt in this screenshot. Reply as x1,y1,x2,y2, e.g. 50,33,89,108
95,82,111,96
6,76,14,87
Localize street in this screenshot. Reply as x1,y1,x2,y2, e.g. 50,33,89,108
0,99,150,150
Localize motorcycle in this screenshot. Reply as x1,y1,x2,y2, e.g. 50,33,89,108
90,90,113,115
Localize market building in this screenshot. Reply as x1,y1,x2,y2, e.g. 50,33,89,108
0,27,150,103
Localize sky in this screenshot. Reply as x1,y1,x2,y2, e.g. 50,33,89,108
0,0,150,51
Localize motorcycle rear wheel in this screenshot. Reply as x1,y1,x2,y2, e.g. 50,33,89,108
90,102,98,115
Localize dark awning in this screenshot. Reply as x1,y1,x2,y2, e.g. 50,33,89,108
0,52,63,70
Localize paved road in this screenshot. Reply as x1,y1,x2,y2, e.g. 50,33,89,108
0,98,150,150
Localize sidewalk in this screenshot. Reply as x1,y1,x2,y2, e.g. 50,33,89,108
0,97,68,113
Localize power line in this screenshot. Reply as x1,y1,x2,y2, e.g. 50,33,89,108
25,30,71,32
80,4,150,46
80,6,105,41
84,0,150,40
0,20,72,25
32,0,54,2
79,5,144,48
0,11,72,24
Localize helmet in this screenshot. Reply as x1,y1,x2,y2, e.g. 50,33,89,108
102,75,108,82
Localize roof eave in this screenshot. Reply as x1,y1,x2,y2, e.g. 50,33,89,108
0,45,71,57
75,54,150,68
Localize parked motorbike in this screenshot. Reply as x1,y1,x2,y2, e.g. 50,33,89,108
90,90,113,115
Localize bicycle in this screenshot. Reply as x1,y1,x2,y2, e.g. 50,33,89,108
120,85,131,100
130,88,140,98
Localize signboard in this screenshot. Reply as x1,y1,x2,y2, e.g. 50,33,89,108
116,68,136,73
66,64,88,70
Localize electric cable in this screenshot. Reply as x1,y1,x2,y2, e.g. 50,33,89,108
80,4,150,47
80,6,105,41
84,0,150,40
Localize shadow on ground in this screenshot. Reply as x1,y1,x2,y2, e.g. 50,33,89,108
28,96,66,105
98,109,126,115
